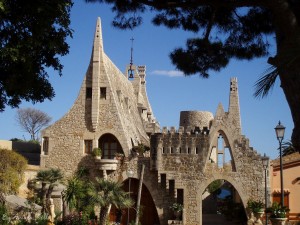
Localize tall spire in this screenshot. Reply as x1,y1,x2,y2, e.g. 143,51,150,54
91,17,104,131
228,77,241,133
93,17,104,55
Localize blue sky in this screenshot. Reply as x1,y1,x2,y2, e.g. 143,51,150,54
0,1,293,160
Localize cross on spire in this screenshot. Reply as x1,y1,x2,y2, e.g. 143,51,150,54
129,37,134,78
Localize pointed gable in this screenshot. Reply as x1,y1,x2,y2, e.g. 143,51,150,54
216,103,225,119
41,17,159,172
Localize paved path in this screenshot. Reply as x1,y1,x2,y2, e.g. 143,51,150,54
203,214,245,225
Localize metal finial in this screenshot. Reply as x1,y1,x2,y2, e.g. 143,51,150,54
129,37,134,79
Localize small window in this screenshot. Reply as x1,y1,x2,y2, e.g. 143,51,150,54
84,140,93,154
86,87,92,99
100,87,106,99
43,137,49,155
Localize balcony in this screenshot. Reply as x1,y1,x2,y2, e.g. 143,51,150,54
95,158,119,171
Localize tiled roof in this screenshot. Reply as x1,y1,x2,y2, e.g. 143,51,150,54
271,152,300,167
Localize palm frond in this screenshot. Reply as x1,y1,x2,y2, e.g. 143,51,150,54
282,140,296,156
254,66,278,99
94,178,134,209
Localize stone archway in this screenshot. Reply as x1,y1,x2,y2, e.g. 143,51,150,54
198,173,250,225
202,179,247,225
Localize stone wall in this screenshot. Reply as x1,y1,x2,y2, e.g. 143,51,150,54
18,165,40,198
148,124,267,225
0,140,12,149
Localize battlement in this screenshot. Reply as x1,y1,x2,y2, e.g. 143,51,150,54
159,126,210,135
137,65,146,75
150,125,210,158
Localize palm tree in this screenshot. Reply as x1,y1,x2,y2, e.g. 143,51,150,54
46,168,64,199
62,167,95,214
63,177,82,211
35,170,51,213
92,178,133,225
35,168,63,213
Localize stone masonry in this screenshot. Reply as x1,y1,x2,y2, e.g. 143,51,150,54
40,17,269,225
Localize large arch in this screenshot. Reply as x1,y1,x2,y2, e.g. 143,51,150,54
198,174,249,225
201,179,247,224
110,178,160,225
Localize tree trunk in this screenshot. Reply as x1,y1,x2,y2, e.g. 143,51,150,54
46,184,54,199
41,182,47,214
99,206,109,225
269,1,300,151
279,70,300,151
276,31,300,151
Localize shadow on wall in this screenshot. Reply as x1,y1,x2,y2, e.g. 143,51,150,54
77,155,103,181
12,141,41,165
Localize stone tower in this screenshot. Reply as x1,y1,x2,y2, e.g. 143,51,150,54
228,77,241,134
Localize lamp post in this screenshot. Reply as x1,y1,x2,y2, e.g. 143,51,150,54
274,121,285,207
127,169,134,225
262,153,269,225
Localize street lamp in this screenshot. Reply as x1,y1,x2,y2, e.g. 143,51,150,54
274,121,285,207
127,169,134,225
262,153,269,225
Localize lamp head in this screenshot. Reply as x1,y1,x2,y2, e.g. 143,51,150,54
262,153,269,169
275,121,285,142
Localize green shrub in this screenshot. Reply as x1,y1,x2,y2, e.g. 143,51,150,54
247,199,264,213
0,148,27,194
266,202,289,218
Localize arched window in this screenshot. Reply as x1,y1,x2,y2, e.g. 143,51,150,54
99,134,123,159
209,131,236,171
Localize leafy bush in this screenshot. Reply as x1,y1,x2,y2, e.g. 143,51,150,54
207,180,222,195
266,202,289,218
0,203,10,225
57,212,90,225
247,199,264,213
0,148,27,194
92,148,101,157
170,203,183,212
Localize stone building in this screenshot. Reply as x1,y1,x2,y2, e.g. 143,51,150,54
41,17,268,225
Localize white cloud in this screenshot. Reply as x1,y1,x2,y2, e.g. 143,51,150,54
150,70,184,77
